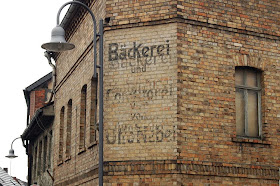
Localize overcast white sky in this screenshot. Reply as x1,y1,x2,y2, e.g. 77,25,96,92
0,0,70,181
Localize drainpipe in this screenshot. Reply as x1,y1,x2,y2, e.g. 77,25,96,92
23,89,30,126
44,51,56,104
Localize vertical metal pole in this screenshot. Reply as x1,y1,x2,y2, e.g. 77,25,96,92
98,19,104,186
10,160,12,175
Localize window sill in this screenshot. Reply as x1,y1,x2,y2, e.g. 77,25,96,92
57,160,63,166
88,141,98,149
78,147,86,155
232,137,271,145
65,156,71,162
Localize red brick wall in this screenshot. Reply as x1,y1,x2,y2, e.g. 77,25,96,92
29,89,46,119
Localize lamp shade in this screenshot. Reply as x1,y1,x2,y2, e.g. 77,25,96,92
41,25,75,52
5,149,18,159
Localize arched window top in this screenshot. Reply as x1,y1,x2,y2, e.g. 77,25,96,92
60,106,65,114
81,84,87,92
68,99,72,105
234,54,264,71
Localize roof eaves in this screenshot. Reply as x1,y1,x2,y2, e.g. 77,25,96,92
23,72,52,105
24,72,52,92
21,102,54,140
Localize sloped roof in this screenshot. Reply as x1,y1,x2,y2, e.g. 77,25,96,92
24,72,52,92
22,102,54,140
0,167,23,186
23,72,52,105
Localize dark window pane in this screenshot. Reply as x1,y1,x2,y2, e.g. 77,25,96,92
80,85,87,149
66,100,72,157
59,107,65,161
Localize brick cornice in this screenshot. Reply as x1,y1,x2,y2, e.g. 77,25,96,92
63,0,95,41
104,160,280,180
105,17,280,41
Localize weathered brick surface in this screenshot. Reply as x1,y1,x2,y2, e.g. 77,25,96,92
30,89,47,118
177,22,280,167
179,175,278,186
104,23,178,162
53,0,105,185
177,0,280,36
51,0,280,185
104,174,177,186
106,0,177,26
56,0,105,87
106,0,280,37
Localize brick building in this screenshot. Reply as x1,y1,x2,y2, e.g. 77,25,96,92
22,73,54,185
41,0,280,185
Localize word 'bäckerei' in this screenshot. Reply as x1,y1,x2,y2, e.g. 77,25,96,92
109,40,170,61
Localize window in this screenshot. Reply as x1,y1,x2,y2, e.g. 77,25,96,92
38,141,42,175
59,107,65,162
33,146,37,178
235,67,261,137
66,100,72,158
90,79,98,143
43,136,47,172
48,130,52,168
80,85,87,149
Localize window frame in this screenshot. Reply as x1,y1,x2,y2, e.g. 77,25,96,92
235,67,262,138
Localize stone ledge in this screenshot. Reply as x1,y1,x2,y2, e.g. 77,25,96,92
232,137,271,145
104,160,279,180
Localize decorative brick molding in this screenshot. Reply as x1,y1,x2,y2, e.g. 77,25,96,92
234,53,266,71
63,0,94,41
178,162,279,180
55,166,98,186
104,160,280,180
105,17,280,41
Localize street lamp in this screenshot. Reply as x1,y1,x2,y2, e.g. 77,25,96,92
6,137,21,175
6,137,21,159
41,1,104,186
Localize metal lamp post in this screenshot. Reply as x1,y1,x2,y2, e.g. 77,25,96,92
41,1,104,185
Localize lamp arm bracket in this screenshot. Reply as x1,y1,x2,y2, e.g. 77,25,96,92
11,137,21,149
44,51,55,66
56,1,97,28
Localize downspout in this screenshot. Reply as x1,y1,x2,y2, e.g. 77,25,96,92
23,89,30,126
27,140,32,186
44,51,56,104
44,51,56,186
